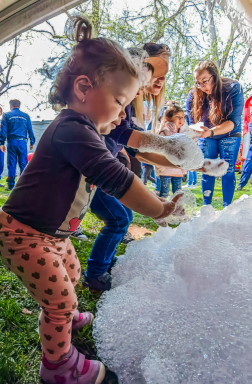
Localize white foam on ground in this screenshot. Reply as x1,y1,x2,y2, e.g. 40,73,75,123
93,195,252,383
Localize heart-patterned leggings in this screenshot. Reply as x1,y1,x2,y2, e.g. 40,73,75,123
0,209,81,361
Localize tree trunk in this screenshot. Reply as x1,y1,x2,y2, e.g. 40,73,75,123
236,47,251,80
219,24,236,73
205,0,220,67
92,0,100,37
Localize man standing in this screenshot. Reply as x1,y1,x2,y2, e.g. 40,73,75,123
0,99,35,190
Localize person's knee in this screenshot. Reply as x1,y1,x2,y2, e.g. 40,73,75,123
117,211,132,230
42,293,78,323
226,162,236,174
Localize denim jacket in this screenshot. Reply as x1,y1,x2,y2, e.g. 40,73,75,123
0,108,35,145
186,82,244,140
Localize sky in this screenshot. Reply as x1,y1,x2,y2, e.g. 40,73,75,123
0,0,235,121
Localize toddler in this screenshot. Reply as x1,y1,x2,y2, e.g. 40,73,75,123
156,101,186,198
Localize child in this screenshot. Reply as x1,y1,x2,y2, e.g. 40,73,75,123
0,17,182,384
156,101,186,198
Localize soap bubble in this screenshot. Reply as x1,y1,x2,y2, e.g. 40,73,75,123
93,195,252,383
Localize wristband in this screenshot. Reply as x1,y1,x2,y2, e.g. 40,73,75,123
210,129,214,138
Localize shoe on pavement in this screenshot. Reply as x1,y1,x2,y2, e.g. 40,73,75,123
40,345,105,384
82,271,111,292
237,186,243,191
70,227,88,241
107,256,118,274
72,312,94,331
121,231,134,244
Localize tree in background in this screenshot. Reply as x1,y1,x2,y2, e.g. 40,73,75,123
0,37,31,97
204,0,252,82
2,0,251,108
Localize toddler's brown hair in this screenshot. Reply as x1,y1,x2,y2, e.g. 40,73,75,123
49,16,145,108
164,101,184,119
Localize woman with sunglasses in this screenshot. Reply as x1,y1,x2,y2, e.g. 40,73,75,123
186,60,244,208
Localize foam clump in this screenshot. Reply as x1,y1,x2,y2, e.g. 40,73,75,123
203,158,229,177
154,190,197,226
138,132,204,170
93,195,252,384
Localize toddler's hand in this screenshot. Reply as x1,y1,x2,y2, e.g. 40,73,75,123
154,191,184,221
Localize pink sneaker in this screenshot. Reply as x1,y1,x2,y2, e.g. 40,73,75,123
72,312,94,331
40,345,105,384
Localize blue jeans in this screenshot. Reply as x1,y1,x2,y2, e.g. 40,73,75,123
151,166,156,181
87,188,133,278
239,145,252,188
159,176,182,198
156,176,161,192
188,171,197,186
198,137,241,207
7,139,28,189
0,150,4,180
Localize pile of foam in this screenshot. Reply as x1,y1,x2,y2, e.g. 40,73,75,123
93,195,252,384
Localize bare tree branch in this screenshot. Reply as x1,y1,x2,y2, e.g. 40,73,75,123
46,21,56,35
0,37,21,94
0,83,31,97
152,0,187,42
6,37,19,83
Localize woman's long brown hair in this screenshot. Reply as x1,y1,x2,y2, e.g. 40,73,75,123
193,60,234,126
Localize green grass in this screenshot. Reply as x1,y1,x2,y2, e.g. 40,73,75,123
184,173,252,211
0,173,251,383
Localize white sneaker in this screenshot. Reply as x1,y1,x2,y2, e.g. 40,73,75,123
70,227,88,241
191,185,197,189
182,184,192,189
